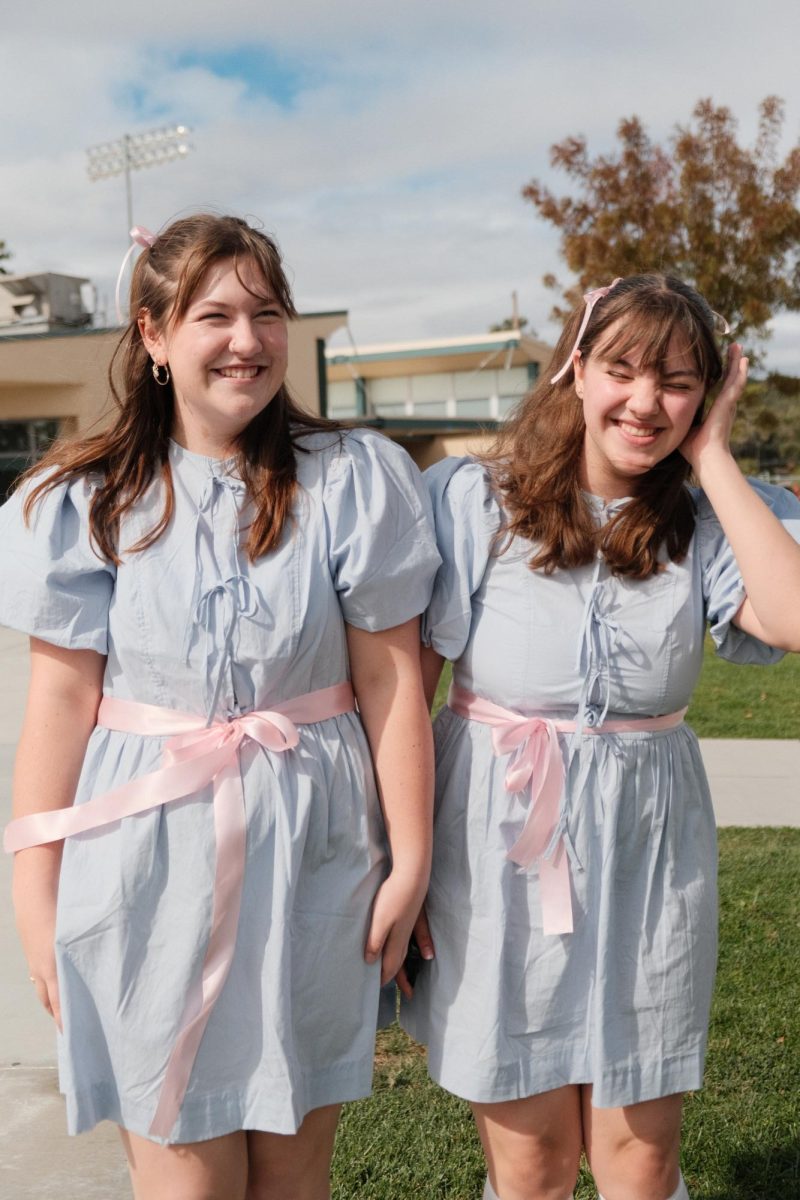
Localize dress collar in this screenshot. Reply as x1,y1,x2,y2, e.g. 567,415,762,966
169,439,243,486
582,491,632,517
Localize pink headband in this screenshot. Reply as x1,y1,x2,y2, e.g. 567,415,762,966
711,309,733,336
115,225,158,325
549,278,735,385
550,278,622,384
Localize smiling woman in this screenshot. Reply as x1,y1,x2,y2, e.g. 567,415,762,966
575,331,706,500
0,213,440,1200
139,257,290,457
401,273,800,1200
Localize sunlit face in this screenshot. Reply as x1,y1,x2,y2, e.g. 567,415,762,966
574,324,706,500
141,256,289,457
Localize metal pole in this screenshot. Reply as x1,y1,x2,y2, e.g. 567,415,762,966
123,135,133,236
86,126,192,248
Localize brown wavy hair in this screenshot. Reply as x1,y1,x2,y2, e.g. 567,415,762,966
22,213,339,563
485,274,725,579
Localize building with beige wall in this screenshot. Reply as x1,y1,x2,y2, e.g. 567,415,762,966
0,308,347,496
325,329,552,468
0,268,554,493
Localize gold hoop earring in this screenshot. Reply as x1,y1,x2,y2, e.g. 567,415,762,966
152,361,170,387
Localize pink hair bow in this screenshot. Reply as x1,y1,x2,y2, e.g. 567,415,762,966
115,225,158,325
550,278,622,384
130,225,156,249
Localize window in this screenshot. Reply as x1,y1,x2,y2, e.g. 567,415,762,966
410,374,451,404
367,376,410,416
327,380,358,418
0,419,59,499
456,397,493,418
496,366,530,402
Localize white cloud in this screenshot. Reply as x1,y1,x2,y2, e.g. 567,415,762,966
1,0,799,370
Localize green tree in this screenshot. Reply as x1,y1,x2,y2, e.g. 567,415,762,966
489,316,530,333
523,97,800,346
0,239,10,274
732,375,800,474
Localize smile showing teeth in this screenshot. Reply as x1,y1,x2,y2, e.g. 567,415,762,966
617,421,659,439
217,366,260,379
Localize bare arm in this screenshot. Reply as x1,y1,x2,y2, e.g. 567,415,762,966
346,617,434,984
12,638,105,1026
681,346,800,652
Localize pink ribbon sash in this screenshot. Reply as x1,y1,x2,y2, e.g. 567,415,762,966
447,683,686,938
3,682,356,1139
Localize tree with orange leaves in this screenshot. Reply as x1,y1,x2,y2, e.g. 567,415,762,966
523,97,800,347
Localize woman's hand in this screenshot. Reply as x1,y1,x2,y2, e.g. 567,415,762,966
675,348,800,652
346,618,435,985
13,847,62,1029
679,343,748,478
365,868,429,986
395,905,435,1000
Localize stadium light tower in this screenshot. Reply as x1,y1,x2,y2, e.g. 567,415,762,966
86,125,193,236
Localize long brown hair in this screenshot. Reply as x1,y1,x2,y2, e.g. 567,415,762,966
486,274,725,579
22,214,339,563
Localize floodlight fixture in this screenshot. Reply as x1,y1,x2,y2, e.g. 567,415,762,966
86,125,193,235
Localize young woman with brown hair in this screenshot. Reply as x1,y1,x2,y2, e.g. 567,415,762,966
1,214,440,1199
402,274,800,1200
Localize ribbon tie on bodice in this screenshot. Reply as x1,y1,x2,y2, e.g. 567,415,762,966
575,564,621,728
184,472,255,719
195,573,259,721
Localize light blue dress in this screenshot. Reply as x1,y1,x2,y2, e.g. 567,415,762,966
401,457,800,1108
0,429,440,1143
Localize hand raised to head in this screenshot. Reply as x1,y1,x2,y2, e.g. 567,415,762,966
679,343,748,477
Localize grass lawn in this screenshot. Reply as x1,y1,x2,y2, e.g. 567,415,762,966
688,636,800,738
333,641,799,1197
331,830,800,1199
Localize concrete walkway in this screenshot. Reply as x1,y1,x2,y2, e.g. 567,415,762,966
0,627,797,1198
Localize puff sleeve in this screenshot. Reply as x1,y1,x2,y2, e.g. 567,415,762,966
324,430,441,631
695,480,800,665
422,457,502,660
0,472,115,653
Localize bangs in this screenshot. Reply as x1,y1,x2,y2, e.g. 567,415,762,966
589,292,721,387
130,216,297,330
135,217,296,326
172,245,296,321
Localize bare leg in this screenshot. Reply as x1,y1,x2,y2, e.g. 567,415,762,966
245,1103,342,1200
120,1128,248,1200
472,1086,582,1200
582,1086,683,1200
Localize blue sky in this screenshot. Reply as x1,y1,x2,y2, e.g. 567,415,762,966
1,1,799,370
170,48,316,109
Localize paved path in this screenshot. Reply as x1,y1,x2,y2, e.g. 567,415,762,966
0,627,797,1198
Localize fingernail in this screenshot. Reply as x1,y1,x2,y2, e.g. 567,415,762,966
422,948,434,960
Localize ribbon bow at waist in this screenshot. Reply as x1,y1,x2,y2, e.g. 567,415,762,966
447,683,686,938
3,682,356,1141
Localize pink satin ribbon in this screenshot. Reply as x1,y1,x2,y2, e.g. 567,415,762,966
447,683,686,937
3,682,356,1139
550,277,623,384
114,225,158,324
